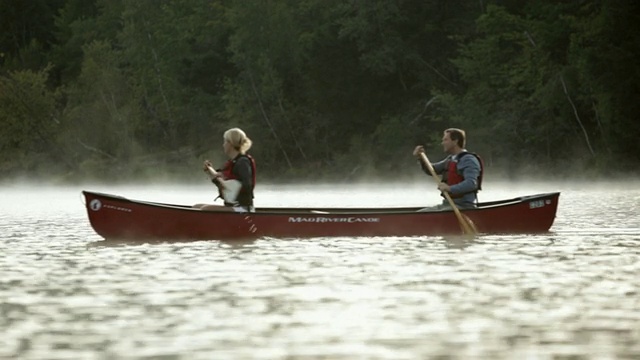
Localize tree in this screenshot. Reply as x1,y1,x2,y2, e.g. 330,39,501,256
0,67,65,175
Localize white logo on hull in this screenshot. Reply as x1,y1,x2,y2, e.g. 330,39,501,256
529,199,552,209
288,217,380,223
89,199,102,211
89,199,132,213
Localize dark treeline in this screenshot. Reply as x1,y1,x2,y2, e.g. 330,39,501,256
1,0,638,183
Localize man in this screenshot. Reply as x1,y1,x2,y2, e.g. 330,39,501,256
413,128,483,209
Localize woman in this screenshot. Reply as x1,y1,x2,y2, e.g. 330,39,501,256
194,128,256,212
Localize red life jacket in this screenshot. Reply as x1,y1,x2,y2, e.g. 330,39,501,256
444,152,484,197
220,154,257,190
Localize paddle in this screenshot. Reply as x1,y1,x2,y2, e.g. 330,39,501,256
418,152,477,236
204,164,242,203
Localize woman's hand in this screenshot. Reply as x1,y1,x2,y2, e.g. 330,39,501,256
204,160,223,179
203,160,213,172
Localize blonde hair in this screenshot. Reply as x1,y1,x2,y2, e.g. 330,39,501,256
224,128,252,153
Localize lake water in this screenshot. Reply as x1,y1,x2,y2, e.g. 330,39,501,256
1,181,639,359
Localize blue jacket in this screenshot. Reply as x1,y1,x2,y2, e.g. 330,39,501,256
424,151,481,207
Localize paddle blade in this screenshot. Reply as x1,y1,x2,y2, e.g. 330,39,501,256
462,214,478,235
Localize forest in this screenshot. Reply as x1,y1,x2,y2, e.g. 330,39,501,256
1,0,638,183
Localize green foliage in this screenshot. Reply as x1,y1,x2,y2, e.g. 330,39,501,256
441,2,624,169
0,0,639,182
63,40,135,161
0,0,66,70
568,0,640,158
0,66,64,175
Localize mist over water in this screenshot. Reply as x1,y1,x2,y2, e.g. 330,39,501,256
1,181,640,359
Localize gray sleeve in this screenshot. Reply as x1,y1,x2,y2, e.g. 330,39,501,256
449,155,480,195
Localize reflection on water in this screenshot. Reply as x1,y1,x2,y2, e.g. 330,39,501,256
1,182,640,359
86,238,260,249
440,235,479,250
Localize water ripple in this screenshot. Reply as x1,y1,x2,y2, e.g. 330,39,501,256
1,184,640,359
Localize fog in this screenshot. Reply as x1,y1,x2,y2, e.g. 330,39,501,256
1,177,638,210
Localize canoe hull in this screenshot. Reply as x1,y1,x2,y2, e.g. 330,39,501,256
83,191,560,241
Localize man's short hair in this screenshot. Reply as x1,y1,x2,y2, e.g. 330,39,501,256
445,128,466,148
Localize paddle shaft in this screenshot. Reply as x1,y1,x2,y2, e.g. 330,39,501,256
205,165,219,179
205,165,227,191
418,152,476,235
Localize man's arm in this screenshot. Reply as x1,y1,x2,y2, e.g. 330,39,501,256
420,157,449,176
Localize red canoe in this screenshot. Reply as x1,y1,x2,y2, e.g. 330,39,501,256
82,190,560,241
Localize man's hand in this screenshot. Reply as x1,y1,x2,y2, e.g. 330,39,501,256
413,145,425,157
437,183,451,193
